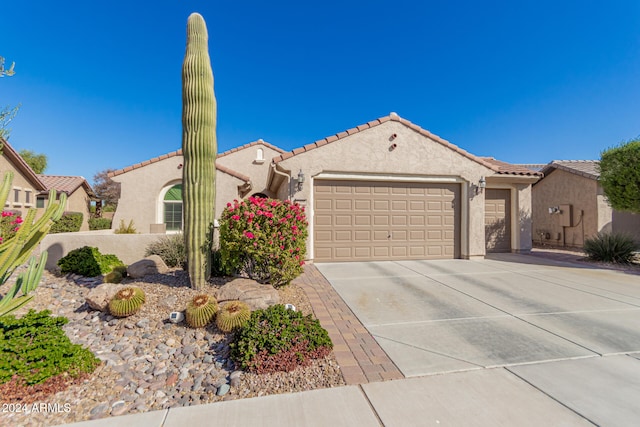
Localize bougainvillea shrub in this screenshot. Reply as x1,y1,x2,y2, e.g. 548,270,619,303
219,197,308,287
0,211,23,243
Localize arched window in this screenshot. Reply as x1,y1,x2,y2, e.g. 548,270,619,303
164,184,183,231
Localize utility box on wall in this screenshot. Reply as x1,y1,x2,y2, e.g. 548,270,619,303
559,204,573,227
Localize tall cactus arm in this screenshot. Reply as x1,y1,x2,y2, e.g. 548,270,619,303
0,172,13,208
0,253,45,317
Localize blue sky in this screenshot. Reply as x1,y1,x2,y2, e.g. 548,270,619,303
2,1,639,185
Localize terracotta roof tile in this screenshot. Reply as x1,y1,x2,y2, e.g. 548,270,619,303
215,164,250,182
480,158,543,177
38,175,96,197
540,160,599,180
217,139,284,158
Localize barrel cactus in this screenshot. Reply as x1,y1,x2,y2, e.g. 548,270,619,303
182,12,217,290
216,301,251,333
186,294,218,328
109,286,145,317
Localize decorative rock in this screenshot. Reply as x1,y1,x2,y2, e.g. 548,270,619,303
89,403,109,417
127,255,169,279
216,383,230,396
217,278,280,310
111,401,127,416
86,283,125,311
136,319,150,329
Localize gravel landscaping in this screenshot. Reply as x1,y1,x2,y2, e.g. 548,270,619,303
0,269,345,427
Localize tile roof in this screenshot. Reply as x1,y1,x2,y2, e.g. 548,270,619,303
38,175,96,197
273,113,542,177
540,160,600,180
217,139,284,158
480,158,544,177
107,149,250,182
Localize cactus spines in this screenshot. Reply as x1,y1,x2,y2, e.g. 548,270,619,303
186,294,218,328
216,301,251,333
182,12,217,290
108,286,145,317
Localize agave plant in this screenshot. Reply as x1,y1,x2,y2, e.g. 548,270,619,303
0,171,66,316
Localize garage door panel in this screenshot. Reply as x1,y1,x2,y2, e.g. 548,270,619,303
314,180,460,262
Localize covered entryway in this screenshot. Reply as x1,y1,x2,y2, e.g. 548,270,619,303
485,188,511,253
313,180,460,262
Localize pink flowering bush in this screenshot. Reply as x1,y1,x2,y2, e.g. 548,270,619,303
0,211,23,243
219,197,308,287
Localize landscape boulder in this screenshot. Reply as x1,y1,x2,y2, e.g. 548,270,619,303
217,278,279,311
86,283,125,311
127,255,169,279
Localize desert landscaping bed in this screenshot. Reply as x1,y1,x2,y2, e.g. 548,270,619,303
0,269,345,427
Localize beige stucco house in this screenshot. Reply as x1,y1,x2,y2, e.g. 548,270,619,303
110,113,541,261
109,140,284,233
532,160,640,247
1,138,96,230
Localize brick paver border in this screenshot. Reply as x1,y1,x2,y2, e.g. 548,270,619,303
293,264,404,385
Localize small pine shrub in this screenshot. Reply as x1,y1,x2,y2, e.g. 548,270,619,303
49,212,83,234
186,294,218,328
108,287,145,317
145,234,186,268
0,310,100,386
57,246,124,277
583,232,639,264
216,301,251,332
219,197,308,287
88,217,112,230
231,304,333,373
114,219,137,234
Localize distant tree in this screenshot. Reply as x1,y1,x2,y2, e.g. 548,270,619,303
93,169,121,208
599,137,640,214
1,57,19,140
0,105,20,140
19,149,48,174
0,56,15,77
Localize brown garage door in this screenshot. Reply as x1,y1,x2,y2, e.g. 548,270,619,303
485,188,511,253
314,180,460,262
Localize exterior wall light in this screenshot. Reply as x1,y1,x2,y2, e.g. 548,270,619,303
476,177,486,195
297,170,305,191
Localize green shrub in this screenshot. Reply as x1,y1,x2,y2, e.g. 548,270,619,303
583,232,639,263
211,249,224,276
49,212,83,233
219,197,308,286
145,233,186,268
114,219,137,234
0,310,100,385
231,304,332,373
57,246,124,277
88,217,112,230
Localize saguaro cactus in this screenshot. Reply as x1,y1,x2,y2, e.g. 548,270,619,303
182,13,217,289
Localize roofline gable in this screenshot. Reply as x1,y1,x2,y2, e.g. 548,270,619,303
539,160,600,181
0,138,48,191
272,113,541,177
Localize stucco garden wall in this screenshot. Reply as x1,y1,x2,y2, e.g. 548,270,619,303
39,231,167,270
532,169,600,247
273,120,509,259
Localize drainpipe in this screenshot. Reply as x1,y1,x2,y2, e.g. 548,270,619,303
271,162,291,200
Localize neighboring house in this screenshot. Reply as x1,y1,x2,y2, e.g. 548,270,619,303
0,138,48,211
37,175,98,231
111,113,541,261
109,140,284,233
532,160,640,247
0,138,97,230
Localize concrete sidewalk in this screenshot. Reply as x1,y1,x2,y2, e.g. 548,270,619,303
63,356,640,426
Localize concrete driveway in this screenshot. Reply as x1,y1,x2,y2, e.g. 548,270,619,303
316,253,640,426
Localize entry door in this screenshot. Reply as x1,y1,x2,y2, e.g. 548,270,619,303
485,189,511,252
